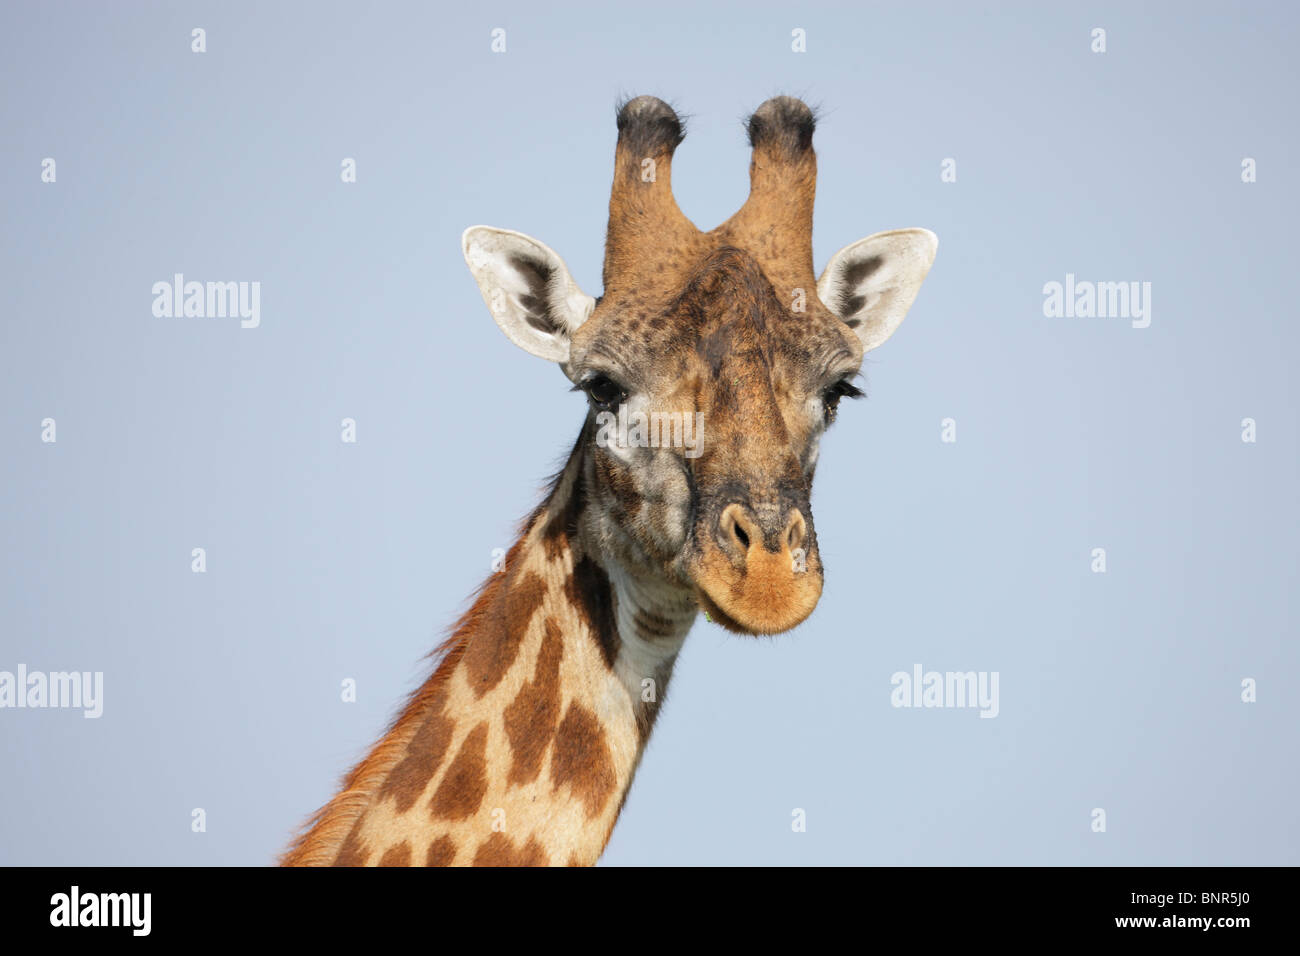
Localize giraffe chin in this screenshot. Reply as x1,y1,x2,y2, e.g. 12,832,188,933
693,548,824,636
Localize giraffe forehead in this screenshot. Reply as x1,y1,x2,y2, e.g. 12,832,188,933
575,249,856,384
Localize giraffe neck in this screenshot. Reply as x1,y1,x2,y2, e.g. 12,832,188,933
281,428,698,866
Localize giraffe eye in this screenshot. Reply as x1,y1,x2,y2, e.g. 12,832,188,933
821,378,864,423
582,374,627,410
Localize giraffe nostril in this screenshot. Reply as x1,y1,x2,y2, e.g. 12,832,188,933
718,503,758,558
784,510,807,553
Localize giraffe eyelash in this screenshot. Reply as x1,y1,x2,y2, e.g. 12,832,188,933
821,378,863,425
822,379,864,403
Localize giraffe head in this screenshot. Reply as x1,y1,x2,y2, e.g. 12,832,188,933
463,96,936,635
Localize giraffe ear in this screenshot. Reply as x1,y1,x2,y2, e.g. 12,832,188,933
462,226,595,363
817,228,938,351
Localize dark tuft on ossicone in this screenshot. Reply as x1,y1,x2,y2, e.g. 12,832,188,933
745,95,818,155
615,95,686,157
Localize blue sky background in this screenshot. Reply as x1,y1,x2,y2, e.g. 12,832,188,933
1,1,1296,865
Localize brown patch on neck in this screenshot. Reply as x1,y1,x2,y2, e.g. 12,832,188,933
472,832,550,867
550,701,618,818
462,569,546,698
565,555,619,668
377,841,412,867
426,835,456,866
503,617,565,785
429,722,489,821
377,704,456,814
333,824,372,867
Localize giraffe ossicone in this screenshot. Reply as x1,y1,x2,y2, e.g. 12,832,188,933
282,94,937,867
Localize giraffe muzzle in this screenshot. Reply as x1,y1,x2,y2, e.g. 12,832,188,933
693,499,823,635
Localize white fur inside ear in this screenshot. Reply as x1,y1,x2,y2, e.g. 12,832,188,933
817,228,937,351
462,226,595,363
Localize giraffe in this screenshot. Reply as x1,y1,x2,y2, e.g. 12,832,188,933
281,95,937,867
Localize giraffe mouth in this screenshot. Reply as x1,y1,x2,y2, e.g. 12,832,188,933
696,589,755,634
